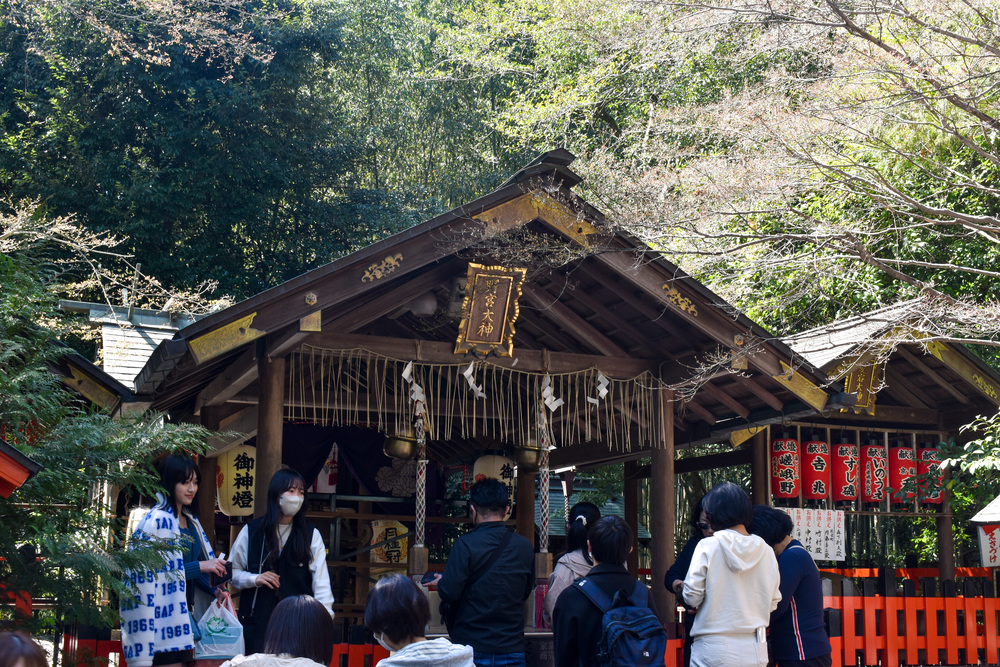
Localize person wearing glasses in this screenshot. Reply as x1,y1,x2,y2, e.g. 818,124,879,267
681,482,781,667
664,497,712,667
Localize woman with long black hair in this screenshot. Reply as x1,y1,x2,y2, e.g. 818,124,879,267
231,468,334,655
120,454,228,667
541,501,601,626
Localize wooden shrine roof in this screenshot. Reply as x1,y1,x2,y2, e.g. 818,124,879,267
134,149,847,468
784,299,1000,432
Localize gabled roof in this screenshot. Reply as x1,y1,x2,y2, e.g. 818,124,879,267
784,298,1000,429
133,149,841,467
47,341,138,416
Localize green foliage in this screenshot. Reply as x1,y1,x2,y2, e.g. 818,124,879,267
0,206,214,632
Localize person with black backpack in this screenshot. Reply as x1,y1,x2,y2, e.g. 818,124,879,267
552,515,666,667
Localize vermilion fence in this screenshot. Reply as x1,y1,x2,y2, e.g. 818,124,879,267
32,567,1000,667
819,568,999,667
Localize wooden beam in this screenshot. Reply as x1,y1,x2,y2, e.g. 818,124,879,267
195,323,318,415
812,404,941,426
594,247,790,377
206,406,259,455
326,261,459,333
731,374,784,412
883,365,933,410
255,345,285,519
195,347,258,415
649,388,674,623
301,332,659,377
923,340,1000,406
545,273,677,361
624,460,639,574
750,429,769,505
633,448,753,478
896,346,969,405
682,399,717,425
699,382,751,419
522,285,629,357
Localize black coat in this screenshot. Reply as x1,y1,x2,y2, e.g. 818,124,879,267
552,563,660,667
438,521,534,654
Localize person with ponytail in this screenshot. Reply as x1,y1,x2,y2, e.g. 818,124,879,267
542,502,601,626
231,468,335,655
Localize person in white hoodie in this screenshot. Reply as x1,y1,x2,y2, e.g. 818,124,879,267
364,574,474,666
542,501,601,626
682,482,781,667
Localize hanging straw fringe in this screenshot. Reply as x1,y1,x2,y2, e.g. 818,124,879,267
287,345,669,450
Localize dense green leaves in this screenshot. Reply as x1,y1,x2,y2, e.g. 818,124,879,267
0,207,214,631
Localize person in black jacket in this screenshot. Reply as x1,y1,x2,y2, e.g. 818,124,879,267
436,478,534,667
664,497,713,667
552,515,659,667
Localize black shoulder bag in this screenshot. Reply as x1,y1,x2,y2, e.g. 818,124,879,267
440,529,513,633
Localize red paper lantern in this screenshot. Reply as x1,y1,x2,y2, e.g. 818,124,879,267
831,443,859,502
801,440,831,500
918,446,944,504
770,437,800,499
860,443,888,503
888,445,916,505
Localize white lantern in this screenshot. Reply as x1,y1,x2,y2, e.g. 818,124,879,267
217,445,256,516
472,454,515,520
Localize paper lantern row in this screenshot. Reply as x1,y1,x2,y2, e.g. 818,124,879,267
770,438,943,504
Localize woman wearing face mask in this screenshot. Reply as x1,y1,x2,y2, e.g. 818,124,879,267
364,574,474,666
231,468,335,655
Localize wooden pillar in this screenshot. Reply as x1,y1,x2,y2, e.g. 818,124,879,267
938,468,955,581
197,454,217,548
516,470,537,547
650,388,675,624
198,406,224,551
355,497,372,608
624,460,640,574
255,343,285,519
750,427,769,506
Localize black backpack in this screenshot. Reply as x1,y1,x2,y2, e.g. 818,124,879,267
575,578,667,667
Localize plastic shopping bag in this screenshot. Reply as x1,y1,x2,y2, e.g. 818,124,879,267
193,592,245,660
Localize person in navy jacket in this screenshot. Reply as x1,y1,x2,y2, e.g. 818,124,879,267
749,506,832,667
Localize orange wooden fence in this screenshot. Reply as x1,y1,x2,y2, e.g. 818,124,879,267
822,594,1000,667
64,640,390,667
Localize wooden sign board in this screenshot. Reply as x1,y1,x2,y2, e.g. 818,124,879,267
455,263,527,357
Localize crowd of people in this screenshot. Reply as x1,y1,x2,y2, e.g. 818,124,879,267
106,456,829,667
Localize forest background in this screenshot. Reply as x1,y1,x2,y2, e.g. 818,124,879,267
4,0,1000,637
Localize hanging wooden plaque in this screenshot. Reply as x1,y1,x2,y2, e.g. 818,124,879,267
454,263,527,357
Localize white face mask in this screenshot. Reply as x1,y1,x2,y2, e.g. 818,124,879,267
375,632,393,652
278,494,303,516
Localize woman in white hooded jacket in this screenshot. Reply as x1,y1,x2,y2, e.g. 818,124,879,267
683,482,781,667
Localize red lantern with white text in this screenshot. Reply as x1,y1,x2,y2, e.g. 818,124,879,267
831,443,859,503
770,437,800,499
860,442,887,503
918,446,944,505
801,440,831,500
888,444,916,505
